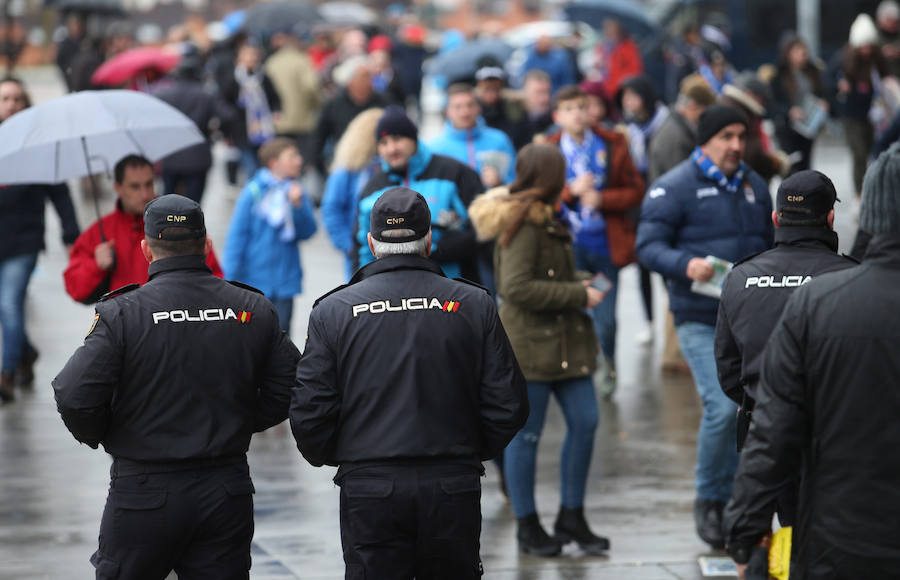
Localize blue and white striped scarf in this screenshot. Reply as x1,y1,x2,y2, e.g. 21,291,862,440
691,146,746,194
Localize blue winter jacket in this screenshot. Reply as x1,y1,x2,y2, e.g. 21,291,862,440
427,118,517,184
521,46,576,93
636,159,773,327
356,141,482,279
321,164,376,281
224,170,318,299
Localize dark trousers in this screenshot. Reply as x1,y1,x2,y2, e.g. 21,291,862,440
162,171,209,203
91,460,254,580
338,463,483,580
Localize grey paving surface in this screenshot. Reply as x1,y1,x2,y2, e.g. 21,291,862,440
0,67,860,579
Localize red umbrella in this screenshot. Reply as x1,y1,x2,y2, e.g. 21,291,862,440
91,47,180,87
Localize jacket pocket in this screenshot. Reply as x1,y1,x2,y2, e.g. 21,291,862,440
520,324,565,377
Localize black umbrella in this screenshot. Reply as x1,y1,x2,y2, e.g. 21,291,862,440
244,1,322,38
45,0,125,15
424,39,514,84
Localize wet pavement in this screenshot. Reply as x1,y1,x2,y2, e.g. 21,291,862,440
0,68,860,579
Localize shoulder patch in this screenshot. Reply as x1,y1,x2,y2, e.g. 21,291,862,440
227,280,264,295
648,187,666,199
313,283,351,308
98,283,139,302
452,277,490,295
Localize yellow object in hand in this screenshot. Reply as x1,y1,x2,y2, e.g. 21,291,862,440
769,526,792,580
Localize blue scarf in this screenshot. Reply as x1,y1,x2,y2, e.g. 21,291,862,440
560,130,608,189
559,130,610,257
250,168,296,242
691,146,746,194
236,65,276,147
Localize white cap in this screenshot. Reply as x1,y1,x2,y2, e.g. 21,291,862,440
850,13,879,48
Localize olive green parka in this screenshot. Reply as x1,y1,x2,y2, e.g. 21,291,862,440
470,187,598,382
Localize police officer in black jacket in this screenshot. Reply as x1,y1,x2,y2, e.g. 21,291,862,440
725,145,900,579
715,170,856,437
291,187,528,579
53,195,299,580
713,170,855,576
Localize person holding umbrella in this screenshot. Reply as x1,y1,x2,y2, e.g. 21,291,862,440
64,155,223,304
0,77,80,402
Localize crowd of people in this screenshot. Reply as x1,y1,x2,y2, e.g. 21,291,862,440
4,2,900,578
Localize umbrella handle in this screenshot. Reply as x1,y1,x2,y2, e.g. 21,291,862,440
81,137,107,242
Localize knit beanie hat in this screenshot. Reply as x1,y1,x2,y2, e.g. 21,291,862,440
860,143,900,234
375,105,418,142
696,104,748,145
849,14,879,48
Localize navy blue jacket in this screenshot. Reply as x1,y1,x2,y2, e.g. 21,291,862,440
0,183,79,262
636,159,773,327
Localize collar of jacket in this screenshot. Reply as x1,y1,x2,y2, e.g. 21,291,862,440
148,254,212,280
774,226,838,252
381,140,433,182
863,234,900,265
349,254,445,284
443,117,486,140
671,111,697,138
113,199,144,231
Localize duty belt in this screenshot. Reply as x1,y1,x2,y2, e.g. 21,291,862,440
111,454,246,477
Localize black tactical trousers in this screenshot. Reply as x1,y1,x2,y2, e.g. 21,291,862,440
338,463,483,580
91,459,254,580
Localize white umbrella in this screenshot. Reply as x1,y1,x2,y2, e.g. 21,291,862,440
0,90,204,185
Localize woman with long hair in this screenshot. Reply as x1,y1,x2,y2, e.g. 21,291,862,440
771,34,827,173
320,107,384,280
470,143,609,557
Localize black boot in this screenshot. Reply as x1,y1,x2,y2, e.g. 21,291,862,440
693,498,725,549
15,347,38,387
553,507,610,555
516,513,562,557
0,371,15,403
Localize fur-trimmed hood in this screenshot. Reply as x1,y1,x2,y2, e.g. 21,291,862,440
469,186,556,242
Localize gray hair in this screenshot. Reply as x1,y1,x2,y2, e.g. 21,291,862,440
371,228,431,257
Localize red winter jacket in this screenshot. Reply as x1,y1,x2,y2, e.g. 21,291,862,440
64,203,223,303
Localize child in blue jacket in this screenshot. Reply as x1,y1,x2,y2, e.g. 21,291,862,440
224,137,317,334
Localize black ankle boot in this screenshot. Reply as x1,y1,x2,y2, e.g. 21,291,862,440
553,507,610,554
516,513,562,557
0,371,15,403
16,347,38,387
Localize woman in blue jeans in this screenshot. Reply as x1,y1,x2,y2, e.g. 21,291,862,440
470,144,609,556
0,77,80,401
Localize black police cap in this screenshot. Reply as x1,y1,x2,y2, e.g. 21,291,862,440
776,170,839,219
144,194,206,241
370,187,431,243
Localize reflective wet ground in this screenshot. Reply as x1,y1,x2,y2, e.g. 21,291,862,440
0,68,859,579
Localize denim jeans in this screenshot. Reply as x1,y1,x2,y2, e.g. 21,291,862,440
0,252,38,373
269,297,294,335
504,376,598,518
676,321,739,503
573,246,618,361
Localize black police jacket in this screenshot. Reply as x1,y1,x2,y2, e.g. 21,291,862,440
714,227,857,405
725,235,900,572
291,254,528,471
53,254,299,461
